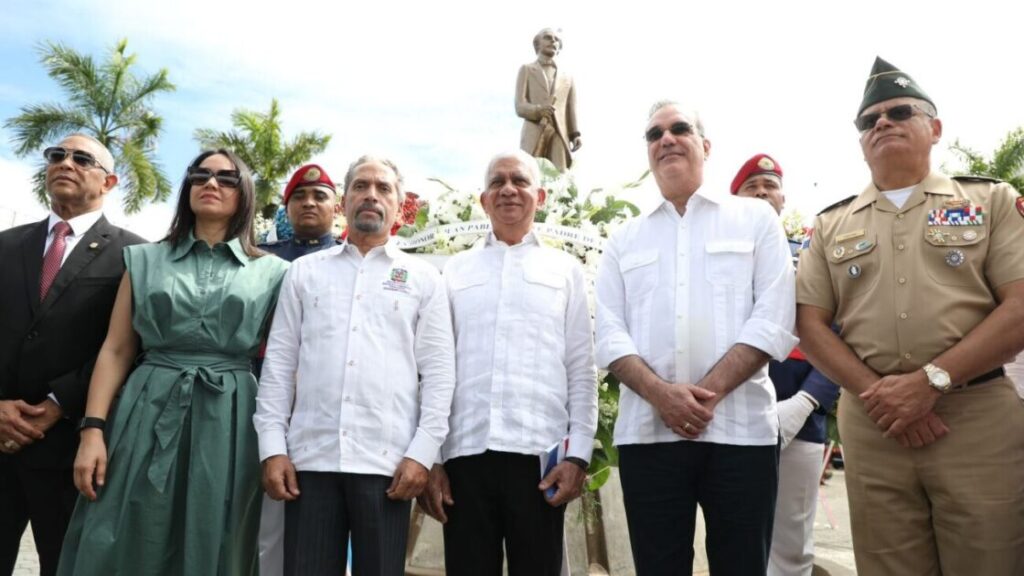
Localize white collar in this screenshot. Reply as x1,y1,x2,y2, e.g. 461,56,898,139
47,209,104,237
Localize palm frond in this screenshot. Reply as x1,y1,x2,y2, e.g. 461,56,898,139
31,166,49,207
3,104,93,155
37,41,105,114
6,39,173,213
116,138,158,213
193,98,334,210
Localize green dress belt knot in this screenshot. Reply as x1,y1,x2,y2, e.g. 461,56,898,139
144,350,251,493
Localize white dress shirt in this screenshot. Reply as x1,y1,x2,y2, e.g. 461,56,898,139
254,240,456,475
442,232,598,463
44,209,105,264
596,192,798,446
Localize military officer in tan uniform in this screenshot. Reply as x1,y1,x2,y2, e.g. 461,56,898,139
796,56,1024,575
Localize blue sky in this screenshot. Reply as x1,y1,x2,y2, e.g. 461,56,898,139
2,0,1023,238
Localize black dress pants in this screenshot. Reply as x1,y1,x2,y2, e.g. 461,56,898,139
0,460,77,576
442,450,566,576
618,441,779,576
284,471,410,576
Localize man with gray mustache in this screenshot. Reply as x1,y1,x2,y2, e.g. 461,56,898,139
255,155,456,576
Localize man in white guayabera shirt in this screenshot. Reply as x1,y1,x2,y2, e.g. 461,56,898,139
254,155,456,576
417,150,597,576
595,101,797,576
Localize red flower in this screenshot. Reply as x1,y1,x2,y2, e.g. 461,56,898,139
391,192,423,235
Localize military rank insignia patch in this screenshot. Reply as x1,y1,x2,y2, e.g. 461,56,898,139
927,206,984,226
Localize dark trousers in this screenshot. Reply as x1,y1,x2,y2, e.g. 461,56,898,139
284,471,410,576
618,441,779,576
443,450,565,576
0,460,77,576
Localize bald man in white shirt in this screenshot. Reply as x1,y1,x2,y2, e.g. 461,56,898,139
595,102,797,575
417,150,597,576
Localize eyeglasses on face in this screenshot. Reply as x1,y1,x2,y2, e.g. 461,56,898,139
645,121,695,143
854,104,933,132
43,147,111,174
187,167,241,188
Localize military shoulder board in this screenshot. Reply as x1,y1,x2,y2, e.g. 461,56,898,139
952,174,1002,184
817,195,857,216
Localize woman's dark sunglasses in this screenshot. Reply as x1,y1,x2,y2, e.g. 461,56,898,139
854,104,932,132
645,121,695,143
187,167,241,188
43,146,110,174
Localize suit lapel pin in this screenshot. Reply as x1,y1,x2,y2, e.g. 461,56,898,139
89,242,99,250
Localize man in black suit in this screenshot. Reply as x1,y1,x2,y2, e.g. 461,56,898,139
0,133,145,576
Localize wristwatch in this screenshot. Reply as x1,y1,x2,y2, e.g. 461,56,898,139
77,416,106,433
923,363,952,393
564,457,589,471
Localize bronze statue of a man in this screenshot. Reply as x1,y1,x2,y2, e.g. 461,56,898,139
515,28,581,172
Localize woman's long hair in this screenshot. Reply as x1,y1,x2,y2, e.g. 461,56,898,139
164,149,263,258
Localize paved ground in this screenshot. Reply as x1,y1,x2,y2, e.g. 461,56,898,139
809,469,857,576
13,527,38,576
16,471,858,575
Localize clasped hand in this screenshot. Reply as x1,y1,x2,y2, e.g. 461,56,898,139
0,399,61,453
861,371,949,447
652,382,717,440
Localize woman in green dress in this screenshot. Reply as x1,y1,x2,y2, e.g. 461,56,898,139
57,150,289,575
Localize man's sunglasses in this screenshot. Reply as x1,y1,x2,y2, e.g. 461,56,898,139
43,146,111,174
645,121,695,143
854,104,933,132
187,167,242,188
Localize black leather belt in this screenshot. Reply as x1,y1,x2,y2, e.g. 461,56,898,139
966,367,1006,386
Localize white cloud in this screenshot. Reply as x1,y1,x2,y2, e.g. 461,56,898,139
0,156,44,228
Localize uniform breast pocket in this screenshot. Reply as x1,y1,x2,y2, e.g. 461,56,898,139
827,236,879,299
619,250,659,298
523,267,567,317
448,274,489,317
923,227,988,286
705,241,754,286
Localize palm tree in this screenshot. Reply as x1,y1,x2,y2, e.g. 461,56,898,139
194,98,331,217
4,39,175,213
947,127,1024,192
